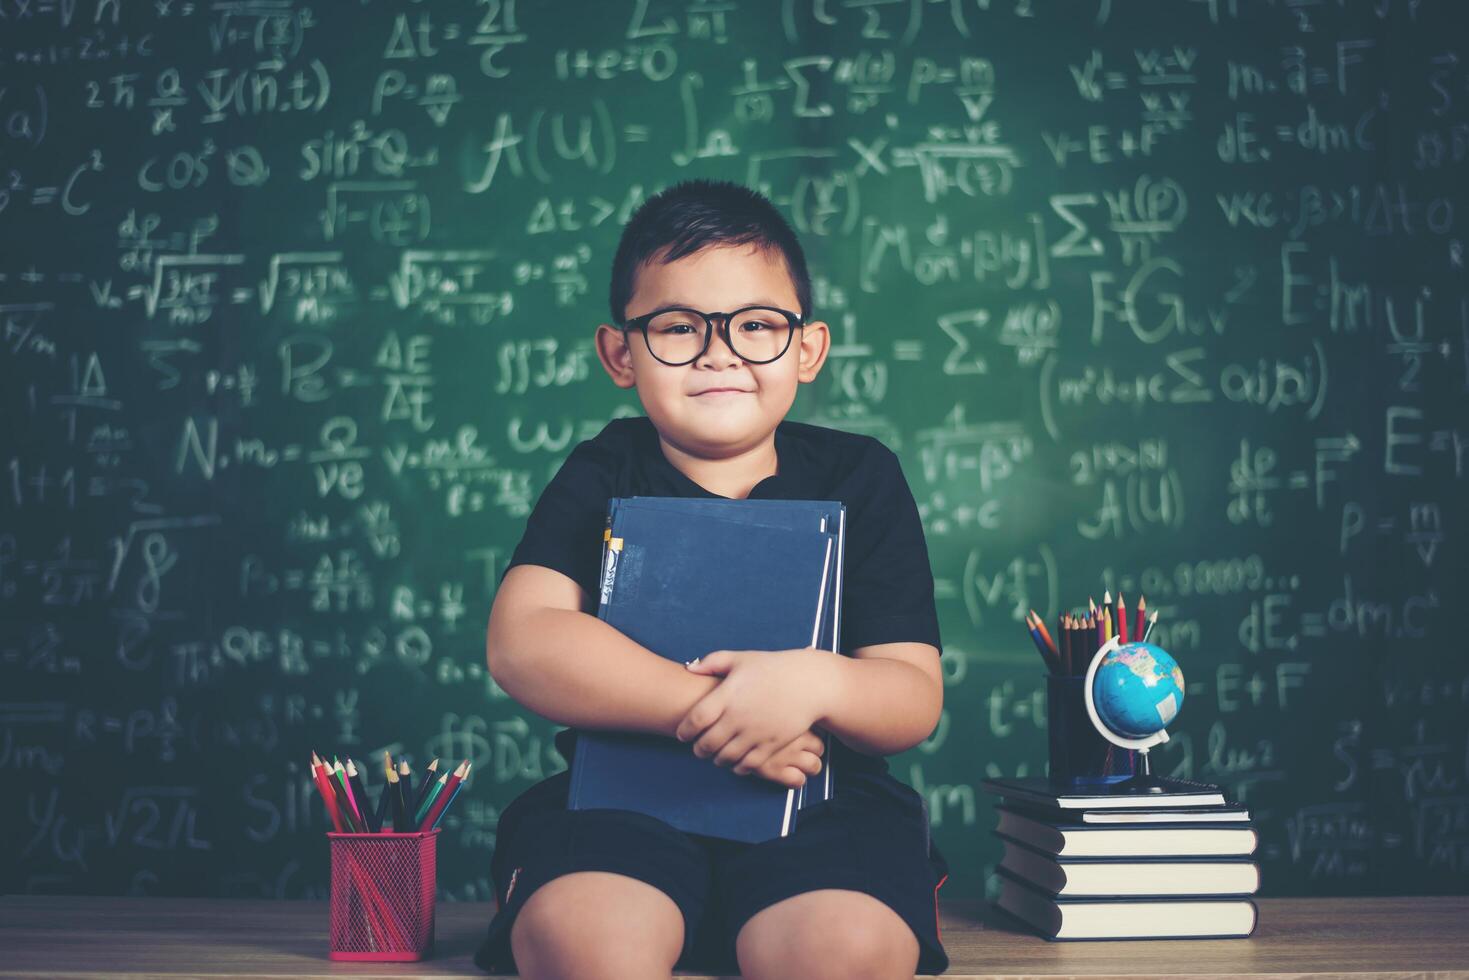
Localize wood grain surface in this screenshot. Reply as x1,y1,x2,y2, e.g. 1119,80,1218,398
3,895,1467,979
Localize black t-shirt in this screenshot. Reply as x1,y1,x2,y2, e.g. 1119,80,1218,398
504,415,942,779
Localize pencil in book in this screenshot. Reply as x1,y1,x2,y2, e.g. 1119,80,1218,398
1117,593,1129,644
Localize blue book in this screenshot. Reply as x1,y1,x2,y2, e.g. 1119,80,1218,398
606,497,846,809
567,498,838,843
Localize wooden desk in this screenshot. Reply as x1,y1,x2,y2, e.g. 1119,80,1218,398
2,895,1466,979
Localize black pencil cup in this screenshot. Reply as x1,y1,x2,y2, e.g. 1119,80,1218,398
1046,675,1136,787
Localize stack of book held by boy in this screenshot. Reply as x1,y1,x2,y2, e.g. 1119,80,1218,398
566,496,846,844
980,776,1260,940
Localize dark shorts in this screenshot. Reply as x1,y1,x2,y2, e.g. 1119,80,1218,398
474,768,950,976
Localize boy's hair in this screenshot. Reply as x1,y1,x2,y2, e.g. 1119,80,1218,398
609,179,812,323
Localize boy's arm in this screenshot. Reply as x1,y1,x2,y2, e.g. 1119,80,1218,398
817,641,943,757
487,563,719,738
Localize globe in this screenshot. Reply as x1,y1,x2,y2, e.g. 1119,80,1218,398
1090,642,1185,739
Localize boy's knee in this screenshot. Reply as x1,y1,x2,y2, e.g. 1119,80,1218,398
509,872,684,979
740,913,918,980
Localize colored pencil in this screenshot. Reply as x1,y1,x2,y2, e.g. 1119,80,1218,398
414,773,448,826
413,759,441,816
418,760,468,832
430,763,470,830
346,759,370,828
310,752,345,832
386,760,407,832
397,760,415,825
372,753,394,833
1029,610,1057,658
1063,617,1075,678
367,758,390,834
331,759,362,832
1117,593,1129,644
1024,611,1059,674
1136,595,1147,641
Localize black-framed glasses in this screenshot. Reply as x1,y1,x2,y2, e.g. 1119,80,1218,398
619,305,804,366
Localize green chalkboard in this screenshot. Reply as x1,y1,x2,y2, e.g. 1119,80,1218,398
4,0,1466,904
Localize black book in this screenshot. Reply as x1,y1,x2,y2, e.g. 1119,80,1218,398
1000,798,1252,825
981,776,1226,809
995,804,1259,858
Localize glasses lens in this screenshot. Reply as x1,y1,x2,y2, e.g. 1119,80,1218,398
644,310,708,364
728,308,794,363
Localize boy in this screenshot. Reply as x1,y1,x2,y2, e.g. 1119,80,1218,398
475,179,949,979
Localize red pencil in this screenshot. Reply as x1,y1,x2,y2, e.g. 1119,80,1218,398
310,752,345,832
1117,593,1130,644
1136,595,1147,641
417,760,468,832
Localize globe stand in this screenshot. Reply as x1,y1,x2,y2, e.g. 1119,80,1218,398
1082,636,1172,793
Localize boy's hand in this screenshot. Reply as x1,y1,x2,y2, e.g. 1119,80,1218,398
749,729,825,789
675,648,834,773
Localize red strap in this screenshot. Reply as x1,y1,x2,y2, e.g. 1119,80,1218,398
932,872,949,944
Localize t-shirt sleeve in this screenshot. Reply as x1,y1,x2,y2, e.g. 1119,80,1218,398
503,442,611,604
841,445,943,655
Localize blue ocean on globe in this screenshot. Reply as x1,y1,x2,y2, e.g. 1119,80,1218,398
1092,642,1186,738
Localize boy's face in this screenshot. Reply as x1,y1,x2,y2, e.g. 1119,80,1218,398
595,243,830,460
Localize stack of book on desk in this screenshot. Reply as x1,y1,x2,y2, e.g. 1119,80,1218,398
566,497,846,844
981,776,1261,940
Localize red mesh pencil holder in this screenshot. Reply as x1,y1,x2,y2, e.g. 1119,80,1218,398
328,830,438,961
